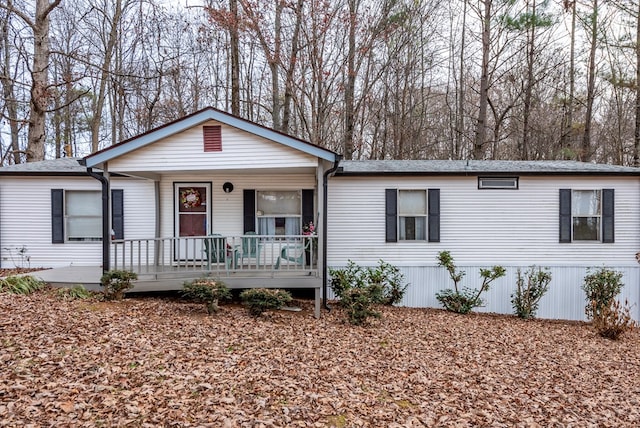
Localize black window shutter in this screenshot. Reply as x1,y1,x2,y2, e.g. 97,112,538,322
559,189,572,243
428,189,440,242
602,188,614,243
385,189,397,243
243,189,256,233
302,189,314,228
51,189,64,243
111,189,124,240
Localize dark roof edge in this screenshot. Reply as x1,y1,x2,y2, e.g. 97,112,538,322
334,170,640,177
0,171,131,178
0,171,90,177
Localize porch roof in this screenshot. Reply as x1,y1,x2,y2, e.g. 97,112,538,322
83,107,340,168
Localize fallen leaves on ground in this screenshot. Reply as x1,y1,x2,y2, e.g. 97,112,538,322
0,268,48,278
1,291,639,427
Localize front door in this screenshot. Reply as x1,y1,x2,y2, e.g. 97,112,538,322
175,183,211,260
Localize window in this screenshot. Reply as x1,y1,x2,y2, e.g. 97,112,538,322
398,190,426,240
559,188,614,243
65,190,102,241
256,190,301,235
572,190,601,241
478,177,518,189
385,188,439,243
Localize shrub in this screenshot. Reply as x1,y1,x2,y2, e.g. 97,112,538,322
341,287,382,326
511,266,552,319
0,275,45,295
329,260,369,299
100,270,137,300
582,267,624,320
368,260,408,305
591,299,637,340
182,278,231,314
435,251,506,314
329,259,407,305
240,288,292,317
56,285,93,301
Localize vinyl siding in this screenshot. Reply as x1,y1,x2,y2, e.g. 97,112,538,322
326,174,640,322
325,265,640,322
0,176,154,268
108,121,319,172
327,175,640,266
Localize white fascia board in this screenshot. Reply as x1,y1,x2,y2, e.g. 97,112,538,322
84,109,338,167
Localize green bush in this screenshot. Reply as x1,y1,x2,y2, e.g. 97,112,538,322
511,266,552,319
182,278,231,314
100,270,137,300
329,259,407,305
435,288,482,315
56,285,93,301
341,287,382,326
0,275,46,295
240,288,292,317
329,260,368,299
435,251,506,314
582,267,624,320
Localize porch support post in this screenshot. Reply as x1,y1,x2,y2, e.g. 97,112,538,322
87,166,111,274
154,180,161,266
322,156,341,309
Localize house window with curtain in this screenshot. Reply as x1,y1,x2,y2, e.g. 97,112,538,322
256,190,301,235
65,190,102,241
398,190,426,240
572,190,601,241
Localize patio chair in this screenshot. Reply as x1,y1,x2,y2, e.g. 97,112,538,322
203,234,233,270
275,243,305,269
240,231,260,267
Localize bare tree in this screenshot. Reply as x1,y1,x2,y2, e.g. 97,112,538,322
581,0,599,162
0,7,22,164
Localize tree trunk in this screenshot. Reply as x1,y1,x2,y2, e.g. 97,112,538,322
520,0,536,160
230,0,240,116
344,0,358,160
581,0,598,162
635,0,640,166
473,0,491,160
282,0,304,134
0,12,20,164
90,0,123,154
455,0,467,160
560,1,576,158
26,0,62,162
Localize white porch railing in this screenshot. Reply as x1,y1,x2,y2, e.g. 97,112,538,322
111,234,318,277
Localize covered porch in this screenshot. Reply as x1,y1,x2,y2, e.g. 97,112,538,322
34,234,322,317
78,107,342,319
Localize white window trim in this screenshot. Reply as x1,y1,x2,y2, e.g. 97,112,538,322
65,190,102,242
478,177,519,190
256,190,302,235
398,189,427,241
571,189,602,241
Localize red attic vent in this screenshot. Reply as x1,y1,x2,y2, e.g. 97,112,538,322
203,125,222,152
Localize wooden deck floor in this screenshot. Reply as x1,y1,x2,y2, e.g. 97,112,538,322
28,265,322,318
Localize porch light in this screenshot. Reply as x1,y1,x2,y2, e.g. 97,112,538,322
223,182,234,193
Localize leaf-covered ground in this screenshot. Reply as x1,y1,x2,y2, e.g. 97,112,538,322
1,291,639,427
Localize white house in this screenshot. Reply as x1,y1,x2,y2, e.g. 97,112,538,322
1,108,638,321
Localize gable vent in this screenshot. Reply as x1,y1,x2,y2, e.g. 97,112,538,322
203,125,222,152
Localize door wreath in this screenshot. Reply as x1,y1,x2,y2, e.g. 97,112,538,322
180,188,202,209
